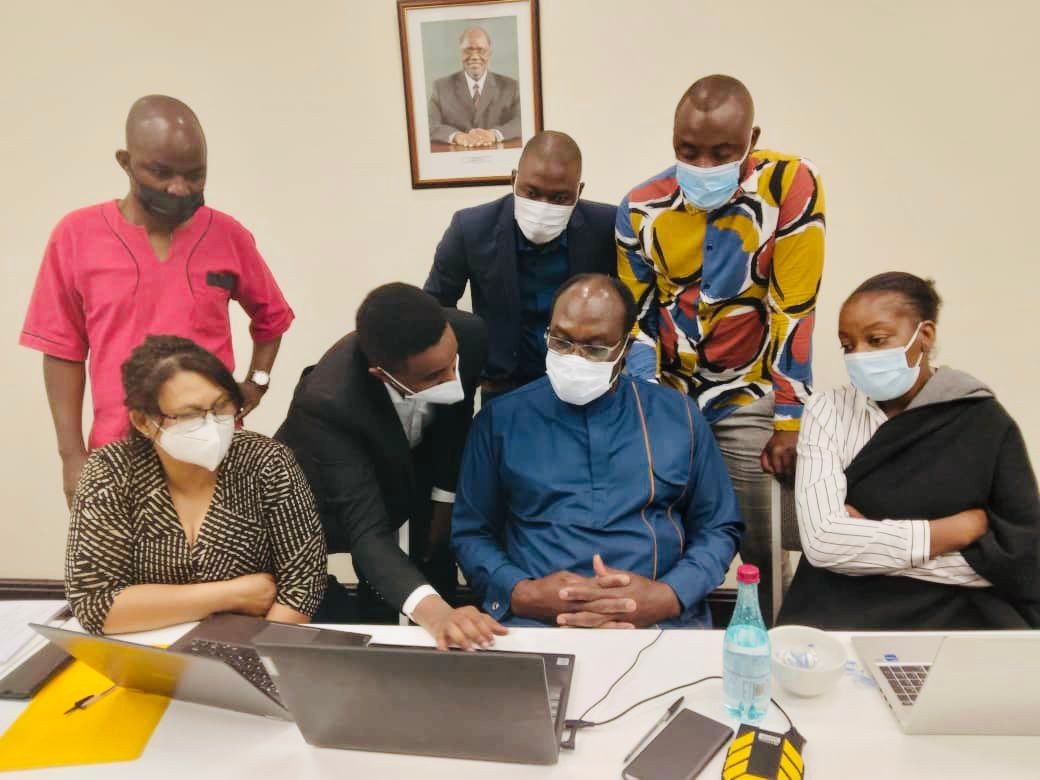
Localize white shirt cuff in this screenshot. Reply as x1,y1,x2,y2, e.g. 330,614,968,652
910,519,931,567
493,129,504,142
431,488,456,503
402,585,439,620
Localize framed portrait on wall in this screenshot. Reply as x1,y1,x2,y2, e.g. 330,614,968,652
397,0,542,188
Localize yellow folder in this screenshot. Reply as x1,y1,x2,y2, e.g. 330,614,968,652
0,659,169,771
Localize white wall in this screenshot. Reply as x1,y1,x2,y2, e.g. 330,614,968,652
2,0,1037,579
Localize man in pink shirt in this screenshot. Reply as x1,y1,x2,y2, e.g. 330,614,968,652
21,95,294,505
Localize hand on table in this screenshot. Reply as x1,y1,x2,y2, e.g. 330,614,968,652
451,129,497,147
468,128,498,145
556,554,681,628
412,595,508,651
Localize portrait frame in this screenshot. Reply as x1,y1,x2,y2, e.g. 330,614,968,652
397,0,542,188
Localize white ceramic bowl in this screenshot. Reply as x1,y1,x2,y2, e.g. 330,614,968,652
768,625,846,697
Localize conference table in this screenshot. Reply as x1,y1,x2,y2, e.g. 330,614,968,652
430,138,522,153
1,621,1036,778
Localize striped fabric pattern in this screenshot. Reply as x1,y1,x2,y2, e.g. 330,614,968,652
795,384,989,586
66,431,327,634
617,150,825,429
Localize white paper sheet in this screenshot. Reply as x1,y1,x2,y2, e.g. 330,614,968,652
0,601,67,665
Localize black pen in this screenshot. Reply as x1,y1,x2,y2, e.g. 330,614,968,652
64,684,116,715
623,696,685,764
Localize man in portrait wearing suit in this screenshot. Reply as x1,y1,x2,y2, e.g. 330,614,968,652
428,26,521,148
275,283,506,651
424,131,616,402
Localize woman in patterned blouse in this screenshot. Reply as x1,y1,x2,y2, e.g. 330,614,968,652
66,335,326,635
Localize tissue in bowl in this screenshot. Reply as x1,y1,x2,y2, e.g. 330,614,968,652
769,625,846,697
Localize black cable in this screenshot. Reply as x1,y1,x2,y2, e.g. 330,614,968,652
576,628,664,723
581,675,721,727
574,676,794,732
566,628,797,734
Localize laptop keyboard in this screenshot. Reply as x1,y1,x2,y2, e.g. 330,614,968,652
878,663,932,706
187,639,282,704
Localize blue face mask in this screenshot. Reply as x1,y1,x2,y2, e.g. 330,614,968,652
674,139,752,211
844,322,924,401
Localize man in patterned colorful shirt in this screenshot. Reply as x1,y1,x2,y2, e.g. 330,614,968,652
616,74,825,621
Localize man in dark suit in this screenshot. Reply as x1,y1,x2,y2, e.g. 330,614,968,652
428,26,521,147
424,131,617,401
275,283,506,650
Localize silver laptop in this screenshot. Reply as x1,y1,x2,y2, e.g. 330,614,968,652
254,640,575,764
31,615,369,720
852,632,1040,735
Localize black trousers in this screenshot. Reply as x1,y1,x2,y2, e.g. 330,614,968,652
312,436,459,625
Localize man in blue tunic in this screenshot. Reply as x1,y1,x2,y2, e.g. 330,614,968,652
452,274,743,627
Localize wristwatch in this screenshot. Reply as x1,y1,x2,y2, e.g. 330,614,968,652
247,370,271,390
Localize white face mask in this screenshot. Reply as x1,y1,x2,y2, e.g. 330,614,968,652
513,189,576,245
383,354,465,405
156,412,235,472
545,348,625,406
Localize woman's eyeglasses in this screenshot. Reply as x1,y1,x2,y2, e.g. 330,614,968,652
156,398,240,432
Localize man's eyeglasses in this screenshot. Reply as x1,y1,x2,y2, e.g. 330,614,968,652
545,331,627,362
156,398,240,432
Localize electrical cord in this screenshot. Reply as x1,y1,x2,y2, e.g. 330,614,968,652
563,629,797,738
575,629,664,723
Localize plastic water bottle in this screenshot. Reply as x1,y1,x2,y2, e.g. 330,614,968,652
723,564,770,722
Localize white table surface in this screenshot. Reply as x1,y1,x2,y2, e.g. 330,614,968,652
1,620,1037,779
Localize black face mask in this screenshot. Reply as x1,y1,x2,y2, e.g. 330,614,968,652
135,181,205,223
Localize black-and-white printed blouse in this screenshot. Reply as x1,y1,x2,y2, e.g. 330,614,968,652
66,430,327,634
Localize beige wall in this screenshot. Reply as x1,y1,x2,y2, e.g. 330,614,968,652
2,0,1037,579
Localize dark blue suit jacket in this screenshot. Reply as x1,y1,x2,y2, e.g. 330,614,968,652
423,194,617,381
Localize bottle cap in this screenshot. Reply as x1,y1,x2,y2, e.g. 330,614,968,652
737,564,760,584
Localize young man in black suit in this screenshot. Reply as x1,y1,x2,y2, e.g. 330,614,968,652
275,283,505,650
424,131,617,402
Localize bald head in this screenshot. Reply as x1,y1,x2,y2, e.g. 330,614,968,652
673,75,759,169
459,26,492,80
125,95,206,156
514,131,584,210
677,75,754,121
550,273,636,348
117,95,207,225
519,131,581,172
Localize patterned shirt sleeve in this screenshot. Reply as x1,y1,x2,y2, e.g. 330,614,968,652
65,450,133,635
616,193,661,380
260,443,328,617
767,160,826,430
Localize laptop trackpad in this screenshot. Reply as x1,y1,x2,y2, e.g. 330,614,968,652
255,623,321,644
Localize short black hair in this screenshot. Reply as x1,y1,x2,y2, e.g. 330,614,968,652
847,272,942,322
357,283,448,370
550,273,638,336
122,335,243,439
